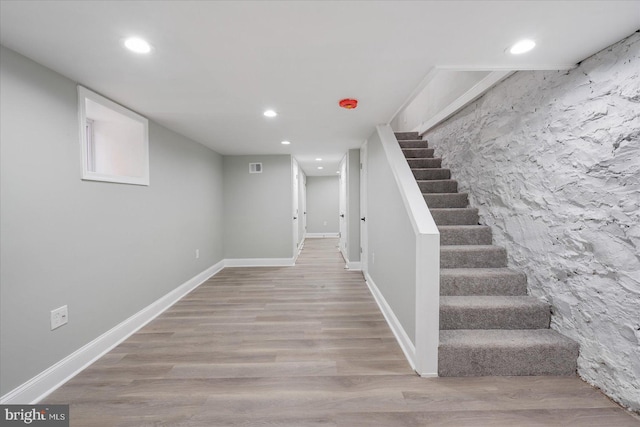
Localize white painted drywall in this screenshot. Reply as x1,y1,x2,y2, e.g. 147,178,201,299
306,176,340,234
222,155,294,259
392,70,491,132
424,32,640,410
0,46,224,396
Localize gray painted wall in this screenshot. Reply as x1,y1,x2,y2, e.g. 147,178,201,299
306,176,339,234
423,32,640,410
346,150,361,262
0,46,224,395
366,132,417,343
223,155,293,259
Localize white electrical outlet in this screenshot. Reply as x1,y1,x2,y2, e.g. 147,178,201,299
51,305,68,330
195,249,200,259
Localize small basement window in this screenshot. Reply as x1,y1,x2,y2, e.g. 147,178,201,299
78,86,149,185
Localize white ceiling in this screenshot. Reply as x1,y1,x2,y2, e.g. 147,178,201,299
1,1,638,175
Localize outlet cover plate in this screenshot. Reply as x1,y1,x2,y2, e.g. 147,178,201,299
51,305,68,330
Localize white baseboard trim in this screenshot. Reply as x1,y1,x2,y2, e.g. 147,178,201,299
293,240,304,263
305,233,339,238
0,261,225,405
364,272,417,371
224,258,295,267
346,261,362,271
340,248,362,271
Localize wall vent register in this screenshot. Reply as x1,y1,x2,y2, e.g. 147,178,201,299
249,163,263,174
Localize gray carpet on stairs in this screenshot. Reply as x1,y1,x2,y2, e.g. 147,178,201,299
395,131,579,377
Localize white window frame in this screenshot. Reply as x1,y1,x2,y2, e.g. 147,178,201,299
78,86,150,186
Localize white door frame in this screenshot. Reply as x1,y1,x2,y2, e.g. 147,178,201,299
360,141,368,273
338,156,347,259
292,158,300,259
301,172,307,243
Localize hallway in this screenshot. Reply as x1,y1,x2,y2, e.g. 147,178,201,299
45,238,637,426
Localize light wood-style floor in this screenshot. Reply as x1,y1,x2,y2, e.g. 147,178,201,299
46,238,638,426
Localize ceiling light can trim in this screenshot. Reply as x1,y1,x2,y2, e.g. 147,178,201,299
124,37,152,54
509,39,536,55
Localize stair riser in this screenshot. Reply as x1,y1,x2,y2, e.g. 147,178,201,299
423,193,468,208
441,248,507,268
439,227,492,245
438,346,578,377
399,140,429,148
419,180,458,193
403,148,435,158
408,158,442,168
440,306,550,330
412,169,451,180
395,132,419,140
440,272,527,296
431,210,479,226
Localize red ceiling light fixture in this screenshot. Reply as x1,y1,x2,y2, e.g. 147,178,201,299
339,98,358,109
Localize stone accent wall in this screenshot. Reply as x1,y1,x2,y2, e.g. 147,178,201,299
424,32,640,410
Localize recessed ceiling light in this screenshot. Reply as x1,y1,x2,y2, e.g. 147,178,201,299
318,166,324,170
315,158,322,161
509,39,536,55
264,110,277,118
336,171,340,174
281,140,290,145
124,37,151,54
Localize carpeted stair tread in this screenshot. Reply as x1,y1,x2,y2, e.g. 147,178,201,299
423,193,468,208
402,148,435,158
408,158,442,168
440,268,527,296
395,131,579,377
399,140,429,148
441,245,507,268
439,225,492,245
440,296,550,329
395,132,419,140
431,208,479,225
438,329,579,376
412,168,451,180
418,179,458,193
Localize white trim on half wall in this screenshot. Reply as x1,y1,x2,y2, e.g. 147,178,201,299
364,272,418,373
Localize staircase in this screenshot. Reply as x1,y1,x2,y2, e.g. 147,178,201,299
395,132,579,376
